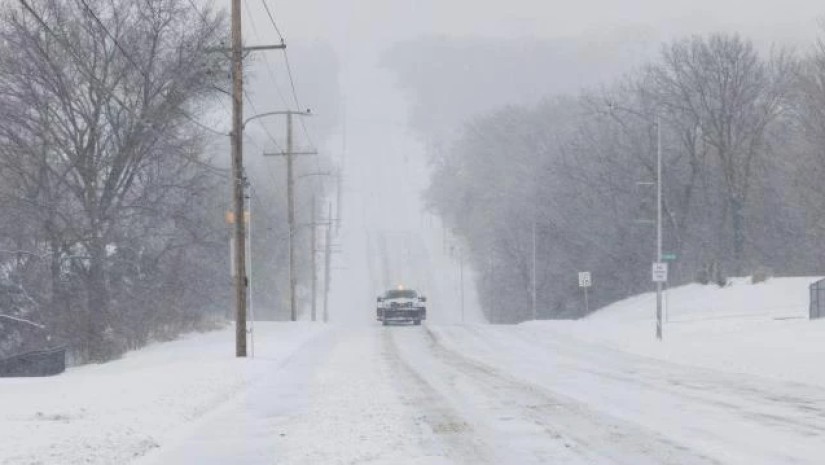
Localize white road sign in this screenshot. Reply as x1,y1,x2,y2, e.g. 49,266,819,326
652,262,668,283
578,271,592,288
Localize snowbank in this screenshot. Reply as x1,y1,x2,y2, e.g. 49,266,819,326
524,277,825,386
0,322,326,465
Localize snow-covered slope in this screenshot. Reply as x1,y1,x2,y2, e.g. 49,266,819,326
587,276,816,323
525,276,825,386
0,323,326,464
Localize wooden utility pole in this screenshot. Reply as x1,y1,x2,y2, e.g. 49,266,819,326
224,2,285,356
459,245,465,324
286,112,297,322
230,0,247,357
262,111,314,322
335,168,343,233
323,202,333,323
310,194,317,321
303,193,335,323
531,219,537,320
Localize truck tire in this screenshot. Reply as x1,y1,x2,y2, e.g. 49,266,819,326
382,320,389,326
414,319,421,326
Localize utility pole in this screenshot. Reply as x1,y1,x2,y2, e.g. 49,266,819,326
245,176,255,358
310,194,317,322
335,168,343,233
531,220,537,320
459,245,465,324
263,111,314,322
286,112,296,322
656,113,663,341
323,202,333,323
223,1,285,357
230,0,246,357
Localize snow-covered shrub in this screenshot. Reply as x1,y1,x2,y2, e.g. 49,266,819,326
751,266,772,284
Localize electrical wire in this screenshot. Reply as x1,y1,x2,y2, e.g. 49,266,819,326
243,90,286,154
260,0,285,42
185,0,235,123
242,0,290,110
258,0,316,150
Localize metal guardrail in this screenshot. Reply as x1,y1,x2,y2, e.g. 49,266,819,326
810,278,825,320
0,346,66,377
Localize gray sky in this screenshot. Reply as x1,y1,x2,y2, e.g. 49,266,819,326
232,0,825,143
256,0,824,49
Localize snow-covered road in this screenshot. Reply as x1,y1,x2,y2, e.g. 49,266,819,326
424,324,825,464
123,322,825,465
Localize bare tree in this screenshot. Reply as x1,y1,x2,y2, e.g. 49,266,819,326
0,0,229,361
646,34,795,273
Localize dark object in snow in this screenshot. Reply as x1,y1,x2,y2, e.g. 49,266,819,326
695,261,727,287
809,278,825,320
751,266,772,284
0,346,66,377
0,315,65,376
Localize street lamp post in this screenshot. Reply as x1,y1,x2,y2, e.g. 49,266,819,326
655,114,663,341
606,103,666,340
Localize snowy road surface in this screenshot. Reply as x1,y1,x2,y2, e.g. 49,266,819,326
117,323,825,465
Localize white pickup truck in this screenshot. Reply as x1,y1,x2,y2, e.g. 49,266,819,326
376,288,427,326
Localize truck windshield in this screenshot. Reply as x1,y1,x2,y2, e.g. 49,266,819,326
385,290,417,299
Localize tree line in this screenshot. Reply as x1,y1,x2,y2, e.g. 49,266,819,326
0,0,311,363
427,32,825,322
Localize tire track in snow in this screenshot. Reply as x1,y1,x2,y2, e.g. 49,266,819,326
419,327,722,465
452,325,825,438
382,328,496,465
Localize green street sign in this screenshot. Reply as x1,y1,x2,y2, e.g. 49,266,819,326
662,253,677,261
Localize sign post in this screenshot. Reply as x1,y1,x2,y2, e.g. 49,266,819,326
652,262,668,283
578,272,592,314
652,262,668,339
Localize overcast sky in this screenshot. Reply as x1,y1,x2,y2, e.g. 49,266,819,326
231,0,825,142
252,0,825,49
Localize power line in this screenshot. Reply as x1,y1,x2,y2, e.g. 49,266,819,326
282,51,302,111
259,56,292,110
257,1,315,149
243,89,285,154
283,51,315,149
247,181,285,237
242,0,290,109
260,0,285,42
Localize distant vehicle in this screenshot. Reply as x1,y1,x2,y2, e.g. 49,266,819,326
376,287,427,326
